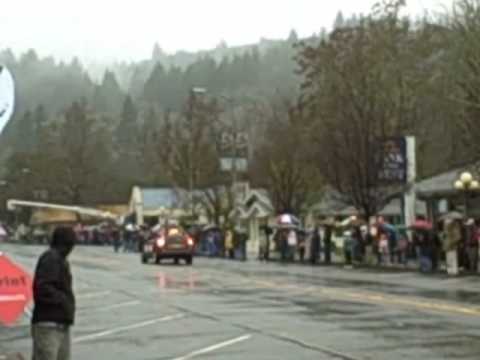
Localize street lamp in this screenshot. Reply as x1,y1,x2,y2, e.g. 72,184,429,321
454,171,480,218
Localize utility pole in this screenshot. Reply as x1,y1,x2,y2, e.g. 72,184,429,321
228,98,238,198
187,90,195,218
188,87,207,219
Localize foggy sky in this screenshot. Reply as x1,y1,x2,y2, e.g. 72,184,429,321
1,0,453,62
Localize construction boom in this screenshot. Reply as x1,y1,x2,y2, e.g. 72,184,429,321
7,199,117,220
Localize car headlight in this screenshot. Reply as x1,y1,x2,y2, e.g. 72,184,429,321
156,237,166,247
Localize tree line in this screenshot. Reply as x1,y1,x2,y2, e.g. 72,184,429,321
2,0,480,223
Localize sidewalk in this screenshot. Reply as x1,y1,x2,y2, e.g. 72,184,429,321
259,251,480,277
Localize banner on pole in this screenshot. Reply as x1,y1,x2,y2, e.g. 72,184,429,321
376,137,407,184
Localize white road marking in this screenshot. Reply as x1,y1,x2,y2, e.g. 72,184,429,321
170,334,252,360
76,291,111,300
273,332,361,360
73,313,185,343
78,300,141,313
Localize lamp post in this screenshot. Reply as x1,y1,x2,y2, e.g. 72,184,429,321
454,171,480,218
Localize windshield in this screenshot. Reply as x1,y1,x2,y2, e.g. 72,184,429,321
2,1,479,359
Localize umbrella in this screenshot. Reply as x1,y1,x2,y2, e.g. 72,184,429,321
273,223,299,230
379,222,396,234
234,225,248,234
439,211,463,221
349,217,366,227
410,219,433,231
125,223,136,232
152,224,163,233
202,224,221,232
338,216,366,228
277,214,300,226
319,217,336,227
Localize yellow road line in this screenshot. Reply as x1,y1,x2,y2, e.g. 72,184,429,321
251,279,480,317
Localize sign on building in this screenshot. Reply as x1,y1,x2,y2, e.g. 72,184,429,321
220,158,248,172
219,131,249,172
377,137,407,184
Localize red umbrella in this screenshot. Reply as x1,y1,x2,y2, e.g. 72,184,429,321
411,219,433,231
0,253,33,326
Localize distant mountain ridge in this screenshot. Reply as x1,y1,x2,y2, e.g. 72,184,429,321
86,34,297,89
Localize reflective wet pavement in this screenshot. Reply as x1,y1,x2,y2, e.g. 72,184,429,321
1,244,480,359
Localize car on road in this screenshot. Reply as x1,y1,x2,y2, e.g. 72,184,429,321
141,226,194,265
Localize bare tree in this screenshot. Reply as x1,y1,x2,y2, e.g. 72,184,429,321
297,0,431,219
251,98,322,215
444,0,480,163
151,94,235,225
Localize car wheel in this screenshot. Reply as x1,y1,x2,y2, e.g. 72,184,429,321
186,256,193,265
155,255,161,264
174,258,179,265
141,254,148,264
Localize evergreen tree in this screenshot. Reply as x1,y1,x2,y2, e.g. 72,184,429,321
16,110,36,152
33,105,47,128
93,70,124,114
33,104,48,150
129,62,154,99
333,10,345,29
152,43,166,62
117,95,138,148
288,29,299,43
0,49,15,66
143,63,167,106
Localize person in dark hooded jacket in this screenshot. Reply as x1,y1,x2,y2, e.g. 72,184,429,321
32,226,76,360
310,227,321,264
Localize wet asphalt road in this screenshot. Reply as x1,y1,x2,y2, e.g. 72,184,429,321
1,245,480,360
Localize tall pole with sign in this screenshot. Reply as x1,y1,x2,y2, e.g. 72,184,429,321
403,137,416,229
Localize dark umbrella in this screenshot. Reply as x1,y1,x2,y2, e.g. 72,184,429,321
202,224,221,232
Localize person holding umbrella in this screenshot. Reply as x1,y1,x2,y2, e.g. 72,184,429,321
287,228,298,262
410,218,438,272
224,229,235,260
378,221,398,265
276,214,299,262
465,219,479,272
320,218,335,265
441,211,463,275
309,225,322,265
